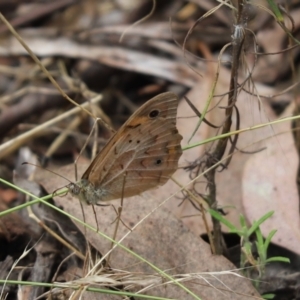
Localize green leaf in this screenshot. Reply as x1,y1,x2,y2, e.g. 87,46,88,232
266,257,290,264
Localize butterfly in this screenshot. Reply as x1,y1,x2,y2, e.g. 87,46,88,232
67,92,182,204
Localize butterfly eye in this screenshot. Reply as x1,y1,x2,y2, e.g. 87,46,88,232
69,183,81,195
148,109,160,119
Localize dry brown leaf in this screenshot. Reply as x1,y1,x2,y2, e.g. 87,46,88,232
243,102,300,255
39,162,259,299
171,67,282,235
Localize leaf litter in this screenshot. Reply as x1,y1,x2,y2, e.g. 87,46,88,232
0,1,300,299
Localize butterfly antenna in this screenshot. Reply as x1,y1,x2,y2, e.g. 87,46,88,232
22,162,73,184
73,117,100,181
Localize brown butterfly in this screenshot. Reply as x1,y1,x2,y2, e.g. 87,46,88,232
67,92,182,204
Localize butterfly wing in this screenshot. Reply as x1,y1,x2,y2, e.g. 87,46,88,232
83,92,182,201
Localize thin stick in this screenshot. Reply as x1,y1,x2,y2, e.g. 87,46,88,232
0,97,101,159
27,204,85,260
0,12,96,119
170,176,215,254
45,114,83,158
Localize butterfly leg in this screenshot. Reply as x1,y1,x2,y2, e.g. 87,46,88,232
106,173,132,265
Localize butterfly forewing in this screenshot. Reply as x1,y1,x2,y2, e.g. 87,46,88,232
78,92,182,203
